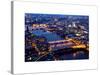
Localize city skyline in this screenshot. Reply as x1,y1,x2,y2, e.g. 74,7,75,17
25,13,89,62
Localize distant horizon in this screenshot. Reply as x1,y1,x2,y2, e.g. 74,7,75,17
25,13,89,17
25,13,89,27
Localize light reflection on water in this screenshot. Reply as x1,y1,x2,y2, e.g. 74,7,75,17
32,29,64,42
31,30,89,61
60,51,88,60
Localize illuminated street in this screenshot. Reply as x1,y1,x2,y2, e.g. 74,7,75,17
25,13,89,62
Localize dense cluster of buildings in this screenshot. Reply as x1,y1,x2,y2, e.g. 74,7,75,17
25,13,89,62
